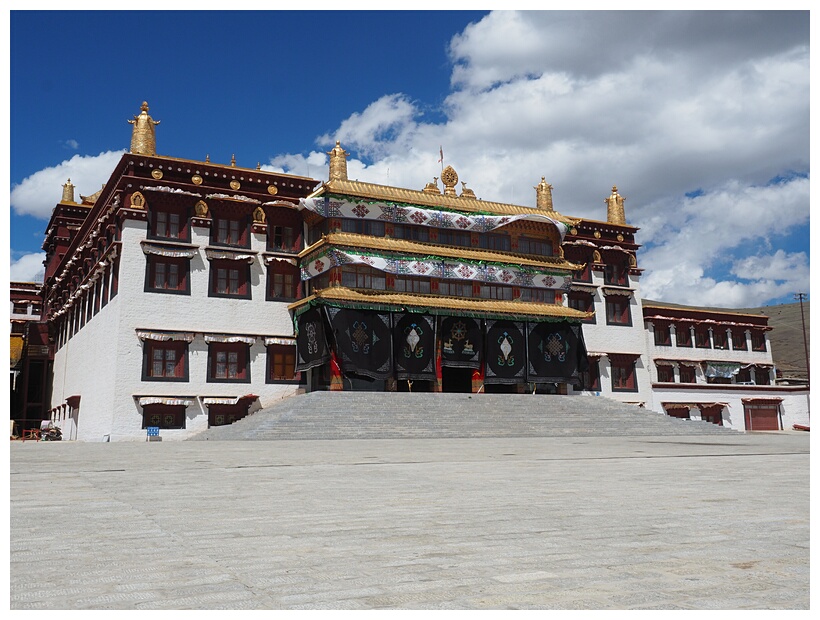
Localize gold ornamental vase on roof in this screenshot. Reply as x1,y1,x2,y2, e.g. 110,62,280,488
128,101,160,156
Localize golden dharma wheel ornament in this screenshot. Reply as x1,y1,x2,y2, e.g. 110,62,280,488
191,175,203,185
594,230,601,239
267,185,278,195
617,233,624,242
570,227,578,235
151,169,163,180
230,180,240,190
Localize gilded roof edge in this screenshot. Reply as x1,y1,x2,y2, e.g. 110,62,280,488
310,179,579,224
288,286,592,321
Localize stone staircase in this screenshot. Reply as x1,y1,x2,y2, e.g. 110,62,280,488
189,392,737,441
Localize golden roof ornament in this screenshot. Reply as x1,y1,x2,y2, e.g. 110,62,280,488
605,185,626,225
127,101,159,156
460,181,476,199
423,177,441,194
328,141,349,181
535,177,554,212
205,154,210,163
61,179,76,203
81,184,105,205
231,154,236,167
441,165,458,197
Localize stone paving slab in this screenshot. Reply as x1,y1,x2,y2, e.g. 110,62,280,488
9,433,809,610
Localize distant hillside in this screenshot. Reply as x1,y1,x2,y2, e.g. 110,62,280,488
643,299,810,381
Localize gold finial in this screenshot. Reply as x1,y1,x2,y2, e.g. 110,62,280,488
127,101,160,156
327,141,349,181
61,178,76,203
205,154,210,163
441,165,458,196
605,185,626,225
231,154,236,167
460,181,476,199
256,162,261,170
423,177,441,194
535,177,554,211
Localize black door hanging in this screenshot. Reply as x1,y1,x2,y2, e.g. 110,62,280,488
484,319,526,384
526,321,589,385
440,315,483,369
326,306,393,380
393,313,436,380
295,306,331,372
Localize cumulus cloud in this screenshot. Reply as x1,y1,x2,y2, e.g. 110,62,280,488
11,150,126,219
62,139,79,150
10,252,46,282
266,10,807,307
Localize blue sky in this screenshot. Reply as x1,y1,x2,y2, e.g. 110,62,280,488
7,9,811,308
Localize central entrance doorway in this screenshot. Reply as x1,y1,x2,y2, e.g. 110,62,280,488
441,367,474,393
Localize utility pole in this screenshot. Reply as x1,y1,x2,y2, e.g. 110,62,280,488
794,292,810,387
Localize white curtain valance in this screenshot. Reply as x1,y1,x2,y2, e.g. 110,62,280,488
142,243,199,259
138,397,193,407
264,255,298,266
205,249,256,262
654,359,676,366
601,287,634,297
136,330,195,343
265,337,296,346
202,397,241,406
204,334,257,345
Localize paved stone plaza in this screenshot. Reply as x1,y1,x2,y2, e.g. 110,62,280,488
10,433,810,610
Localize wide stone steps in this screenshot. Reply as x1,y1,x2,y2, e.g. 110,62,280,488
189,392,737,441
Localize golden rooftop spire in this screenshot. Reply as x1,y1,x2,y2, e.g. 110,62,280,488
535,177,554,212
127,101,160,156
61,178,76,203
231,154,236,167
605,185,626,225
441,165,458,197
328,141,349,181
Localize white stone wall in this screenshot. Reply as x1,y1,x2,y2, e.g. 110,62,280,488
50,288,122,442
52,219,302,441
650,384,810,431
571,270,653,406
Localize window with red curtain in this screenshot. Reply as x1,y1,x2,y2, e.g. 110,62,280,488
146,256,190,294
150,207,189,241
209,259,251,299
142,341,188,381
656,364,675,383
208,342,250,383
212,215,250,247
731,328,748,350
267,262,300,300
679,365,696,383
605,296,631,325
653,322,671,346
610,356,638,392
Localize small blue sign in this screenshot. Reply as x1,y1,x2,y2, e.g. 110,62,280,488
147,426,160,436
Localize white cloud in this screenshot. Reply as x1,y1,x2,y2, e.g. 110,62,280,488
10,252,46,282
11,150,126,219
62,139,79,150
266,10,808,308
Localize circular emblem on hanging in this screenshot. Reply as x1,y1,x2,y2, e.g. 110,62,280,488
617,233,624,242
151,169,163,180
570,227,578,235
267,185,278,195
191,175,203,185
594,230,601,238
230,180,241,190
